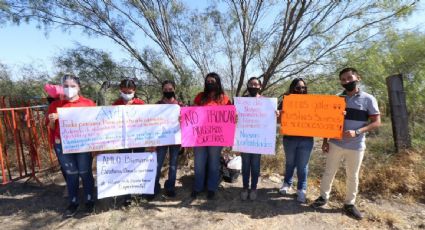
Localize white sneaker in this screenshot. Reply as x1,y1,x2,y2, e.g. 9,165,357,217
297,190,306,203
240,189,248,201
249,189,257,201
279,183,291,195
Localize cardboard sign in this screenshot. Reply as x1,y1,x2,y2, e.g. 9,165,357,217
96,152,157,199
233,97,277,154
180,105,236,147
280,94,345,139
58,105,181,153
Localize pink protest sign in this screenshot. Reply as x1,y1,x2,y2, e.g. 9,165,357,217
180,105,237,147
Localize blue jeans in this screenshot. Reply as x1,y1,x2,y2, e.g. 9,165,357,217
193,146,223,192
54,143,94,205
283,136,314,190
241,153,261,190
52,144,67,181
155,145,180,194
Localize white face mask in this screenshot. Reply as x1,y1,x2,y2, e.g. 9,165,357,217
120,92,134,101
63,87,79,99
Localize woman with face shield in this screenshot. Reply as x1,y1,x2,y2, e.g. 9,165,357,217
46,74,96,218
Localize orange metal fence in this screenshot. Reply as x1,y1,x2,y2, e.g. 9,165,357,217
0,96,57,185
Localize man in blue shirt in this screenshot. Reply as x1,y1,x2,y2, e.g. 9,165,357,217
312,68,381,220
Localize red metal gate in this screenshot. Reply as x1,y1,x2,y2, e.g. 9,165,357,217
0,96,57,185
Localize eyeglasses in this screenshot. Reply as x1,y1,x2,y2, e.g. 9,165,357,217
295,86,307,91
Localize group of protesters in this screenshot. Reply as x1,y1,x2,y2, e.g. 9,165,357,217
46,67,381,220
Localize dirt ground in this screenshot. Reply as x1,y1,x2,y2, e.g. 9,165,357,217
1,167,424,230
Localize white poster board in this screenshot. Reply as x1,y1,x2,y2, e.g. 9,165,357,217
96,152,157,199
58,104,181,153
232,97,277,154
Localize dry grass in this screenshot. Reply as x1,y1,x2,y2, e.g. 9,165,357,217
260,121,425,203
365,206,405,228
360,148,424,202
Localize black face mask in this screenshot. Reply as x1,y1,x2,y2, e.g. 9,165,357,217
247,87,260,97
163,91,175,99
342,81,357,92
206,82,217,91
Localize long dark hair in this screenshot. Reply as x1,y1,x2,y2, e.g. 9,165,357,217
287,78,308,94
201,72,225,103
119,78,139,98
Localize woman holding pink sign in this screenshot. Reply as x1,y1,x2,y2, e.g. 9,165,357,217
191,72,231,200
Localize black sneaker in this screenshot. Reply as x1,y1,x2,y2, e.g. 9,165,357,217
84,201,95,214
63,203,79,218
311,196,327,208
207,191,215,200
191,191,199,199
343,204,364,220
165,190,176,198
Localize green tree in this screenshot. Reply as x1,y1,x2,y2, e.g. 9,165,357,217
337,31,425,118
54,46,125,105
317,31,425,146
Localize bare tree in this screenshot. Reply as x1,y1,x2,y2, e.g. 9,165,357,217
1,0,417,97
209,0,417,96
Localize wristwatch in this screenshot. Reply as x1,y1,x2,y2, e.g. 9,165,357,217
355,129,362,136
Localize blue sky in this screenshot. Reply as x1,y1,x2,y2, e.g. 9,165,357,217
0,1,424,79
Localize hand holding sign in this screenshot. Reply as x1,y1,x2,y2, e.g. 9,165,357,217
180,106,237,147
96,152,157,199
280,94,345,139
233,97,278,155
58,105,181,153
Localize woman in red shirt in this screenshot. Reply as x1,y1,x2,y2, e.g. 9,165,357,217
44,84,68,197
191,72,231,199
47,74,96,218
112,79,146,205
112,79,145,106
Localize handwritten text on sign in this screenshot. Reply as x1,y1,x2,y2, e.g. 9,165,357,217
96,152,157,199
280,94,345,139
180,106,236,147
58,105,181,153
233,97,277,155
